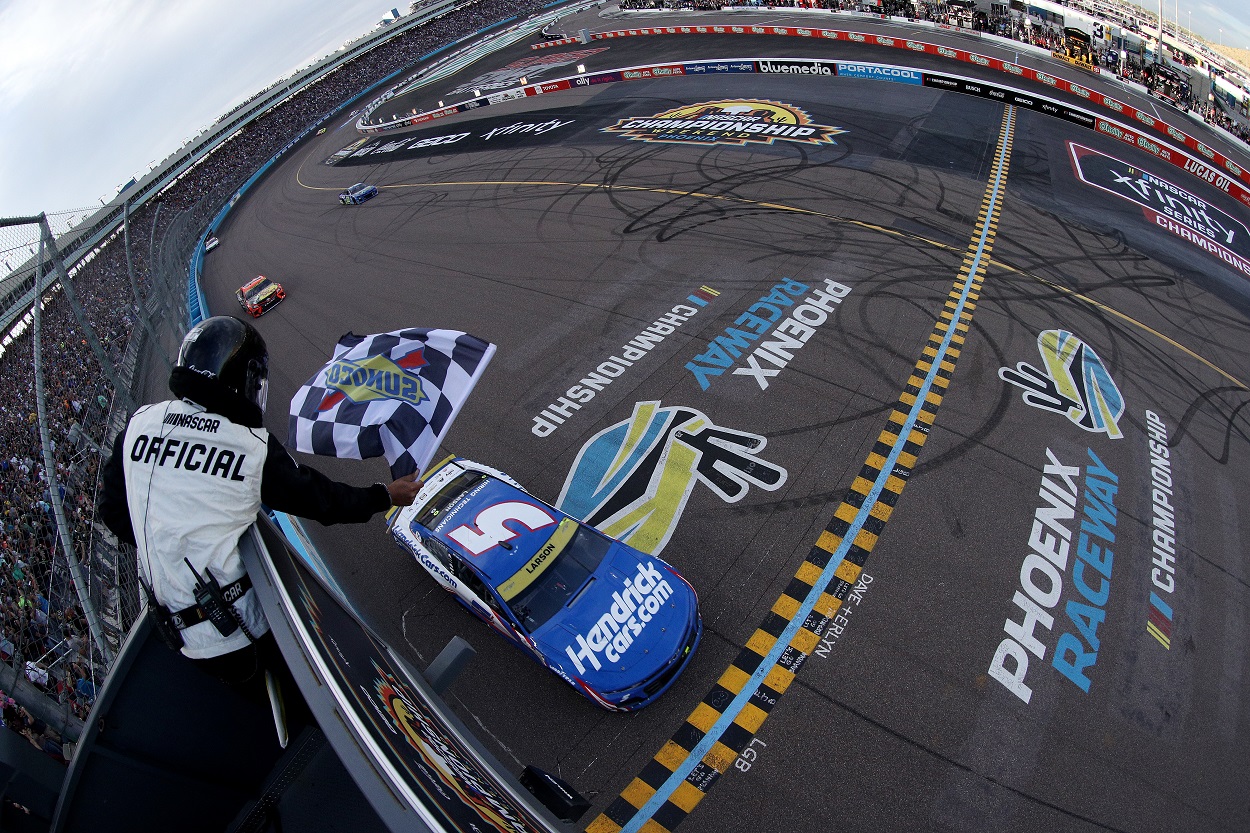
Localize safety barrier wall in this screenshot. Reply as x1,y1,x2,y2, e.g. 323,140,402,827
244,517,559,832
0,0,462,336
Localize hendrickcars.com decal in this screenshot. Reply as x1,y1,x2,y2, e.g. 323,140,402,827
602,99,846,147
1069,142,1250,278
999,329,1125,439
557,401,787,555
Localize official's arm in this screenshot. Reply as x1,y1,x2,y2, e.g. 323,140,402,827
260,435,391,524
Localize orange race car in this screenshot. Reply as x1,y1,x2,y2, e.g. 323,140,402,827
235,275,285,318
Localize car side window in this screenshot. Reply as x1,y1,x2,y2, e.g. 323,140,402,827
424,534,453,566
457,566,494,608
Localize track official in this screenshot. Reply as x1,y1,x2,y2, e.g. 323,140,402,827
99,316,421,695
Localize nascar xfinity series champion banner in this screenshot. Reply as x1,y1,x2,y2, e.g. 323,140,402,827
289,328,495,478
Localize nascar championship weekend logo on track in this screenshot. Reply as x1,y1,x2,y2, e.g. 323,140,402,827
603,99,846,146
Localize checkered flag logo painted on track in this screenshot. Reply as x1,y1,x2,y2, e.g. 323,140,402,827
289,328,495,478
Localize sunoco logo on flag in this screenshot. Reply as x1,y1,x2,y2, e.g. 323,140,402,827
289,328,496,477
320,351,428,411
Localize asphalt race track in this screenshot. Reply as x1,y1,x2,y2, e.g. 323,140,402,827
199,10,1250,833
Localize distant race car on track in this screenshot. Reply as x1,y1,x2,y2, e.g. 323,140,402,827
203,235,219,253
235,275,285,318
389,457,702,711
339,182,379,205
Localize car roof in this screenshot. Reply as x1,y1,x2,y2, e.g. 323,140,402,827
423,473,570,588
241,276,267,290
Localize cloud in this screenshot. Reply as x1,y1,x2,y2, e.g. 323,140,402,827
0,0,383,216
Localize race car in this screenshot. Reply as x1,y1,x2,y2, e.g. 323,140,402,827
389,457,702,711
339,182,379,205
204,235,219,253
235,275,285,318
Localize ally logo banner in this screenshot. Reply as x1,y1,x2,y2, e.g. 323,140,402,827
557,401,787,555
998,330,1125,438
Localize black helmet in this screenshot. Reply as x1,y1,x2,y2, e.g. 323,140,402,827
175,316,269,412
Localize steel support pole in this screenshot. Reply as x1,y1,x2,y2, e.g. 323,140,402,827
38,217,135,415
31,222,113,665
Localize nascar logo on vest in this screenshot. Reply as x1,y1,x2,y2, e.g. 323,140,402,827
288,329,496,477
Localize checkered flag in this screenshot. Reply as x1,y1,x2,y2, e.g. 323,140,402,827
288,328,495,478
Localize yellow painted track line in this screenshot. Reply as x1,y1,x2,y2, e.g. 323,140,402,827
584,104,1019,833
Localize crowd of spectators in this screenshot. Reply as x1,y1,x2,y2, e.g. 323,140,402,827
0,0,554,739
618,0,1250,147
0,688,68,763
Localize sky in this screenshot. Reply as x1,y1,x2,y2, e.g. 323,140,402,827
0,0,400,219
1148,0,1250,49
0,1,1247,221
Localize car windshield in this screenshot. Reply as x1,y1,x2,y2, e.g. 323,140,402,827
415,470,486,527
350,184,369,194
243,279,273,301
501,519,610,632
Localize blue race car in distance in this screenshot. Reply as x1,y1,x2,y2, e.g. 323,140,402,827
389,457,702,711
339,182,378,204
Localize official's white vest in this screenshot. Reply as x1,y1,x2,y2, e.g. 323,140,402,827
122,399,270,658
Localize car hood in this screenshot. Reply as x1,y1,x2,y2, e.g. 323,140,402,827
532,545,697,688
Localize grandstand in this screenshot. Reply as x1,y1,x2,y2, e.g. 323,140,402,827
0,0,562,788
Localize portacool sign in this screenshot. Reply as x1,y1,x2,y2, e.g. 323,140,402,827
999,330,1125,439
602,100,845,147
1070,143,1250,277
557,401,787,555
836,62,921,84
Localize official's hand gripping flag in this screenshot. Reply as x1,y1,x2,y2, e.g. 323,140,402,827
288,329,495,478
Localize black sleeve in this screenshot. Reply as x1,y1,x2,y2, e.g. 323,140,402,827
261,435,391,525
98,429,137,546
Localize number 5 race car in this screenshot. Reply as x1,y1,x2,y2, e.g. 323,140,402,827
389,457,702,711
235,275,285,318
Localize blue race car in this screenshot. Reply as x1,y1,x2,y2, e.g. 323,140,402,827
389,457,702,711
339,182,379,205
